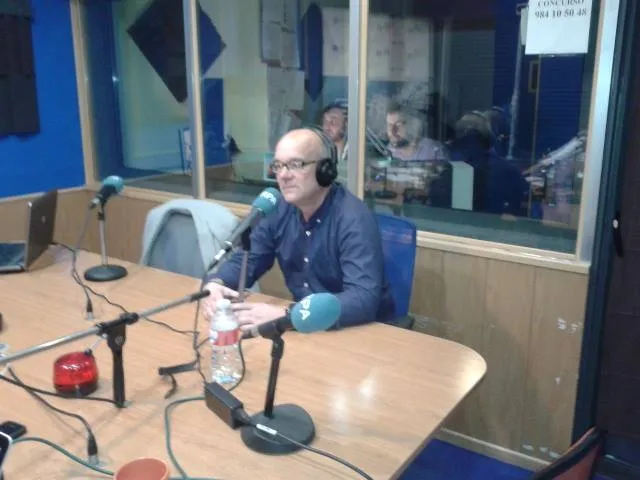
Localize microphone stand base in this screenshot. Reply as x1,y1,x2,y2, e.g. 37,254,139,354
84,264,128,282
240,404,315,455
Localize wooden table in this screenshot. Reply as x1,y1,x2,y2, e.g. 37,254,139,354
0,248,486,479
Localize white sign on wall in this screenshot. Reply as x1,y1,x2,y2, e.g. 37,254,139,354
525,0,593,55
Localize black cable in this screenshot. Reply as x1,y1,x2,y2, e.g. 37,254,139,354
272,430,374,480
66,206,95,318
192,277,209,383
159,268,247,391
55,242,245,393
55,242,248,476
13,436,219,479
7,367,100,463
163,395,220,479
15,436,112,476
0,372,117,405
143,317,196,336
236,412,374,480
55,242,196,336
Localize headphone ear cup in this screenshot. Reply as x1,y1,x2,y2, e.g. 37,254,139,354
308,126,338,187
315,158,337,187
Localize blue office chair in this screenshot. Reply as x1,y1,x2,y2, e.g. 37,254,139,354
376,213,417,330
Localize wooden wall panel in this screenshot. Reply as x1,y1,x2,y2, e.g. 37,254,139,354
407,250,588,465
439,253,488,438
409,248,445,337
98,195,164,262
520,269,588,459
478,261,535,450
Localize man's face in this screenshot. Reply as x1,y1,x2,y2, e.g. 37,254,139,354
273,137,324,206
322,108,347,143
386,112,408,147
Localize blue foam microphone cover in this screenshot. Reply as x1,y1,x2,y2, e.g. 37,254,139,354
290,293,342,333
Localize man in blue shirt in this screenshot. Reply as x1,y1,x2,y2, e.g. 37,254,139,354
203,128,395,331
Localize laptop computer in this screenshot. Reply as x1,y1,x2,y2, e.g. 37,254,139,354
0,189,58,273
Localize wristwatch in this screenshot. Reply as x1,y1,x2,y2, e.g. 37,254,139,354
284,302,295,316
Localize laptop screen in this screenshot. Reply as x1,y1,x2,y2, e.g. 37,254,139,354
24,190,58,268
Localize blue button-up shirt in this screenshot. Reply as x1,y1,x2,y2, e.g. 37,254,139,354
212,184,396,328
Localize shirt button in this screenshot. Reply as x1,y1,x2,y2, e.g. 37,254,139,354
303,282,309,288
316,219,321,224
305,230,311,237
304,257,309,263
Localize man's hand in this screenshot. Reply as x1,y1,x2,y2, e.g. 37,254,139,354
230,302,287,330
202,280,239,318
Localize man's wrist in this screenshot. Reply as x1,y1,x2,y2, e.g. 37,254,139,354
285,303,296,330
284,302,294,316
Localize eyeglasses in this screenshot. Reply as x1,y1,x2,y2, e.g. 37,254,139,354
270,159,319,174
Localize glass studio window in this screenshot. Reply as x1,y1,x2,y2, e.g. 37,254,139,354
198,0,354,204
80,0,354,203
361,1,598,253
80,0,600,254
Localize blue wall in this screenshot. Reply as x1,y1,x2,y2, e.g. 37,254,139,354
0,0,85,198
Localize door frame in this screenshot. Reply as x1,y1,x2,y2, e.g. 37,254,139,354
573,0,640,473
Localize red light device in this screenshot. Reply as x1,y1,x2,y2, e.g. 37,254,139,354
53,351,99,397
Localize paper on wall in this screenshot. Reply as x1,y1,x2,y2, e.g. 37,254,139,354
525,0,593,55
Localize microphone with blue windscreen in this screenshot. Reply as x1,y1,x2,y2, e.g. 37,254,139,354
229,187,281,247
90,175,124,209
207,188,282,273
84,175,128,282
242,292,341,339
237,293,341,455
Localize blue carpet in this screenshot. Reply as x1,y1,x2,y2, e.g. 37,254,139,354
399,440,614,479
399,440,531,480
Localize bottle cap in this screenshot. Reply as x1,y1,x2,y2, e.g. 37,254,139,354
216,298,231,310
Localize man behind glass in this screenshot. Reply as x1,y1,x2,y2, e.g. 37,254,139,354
386,101,446,163
203,128,395,331
321,101,348,163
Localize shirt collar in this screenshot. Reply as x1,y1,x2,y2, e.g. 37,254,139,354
298,183,340,227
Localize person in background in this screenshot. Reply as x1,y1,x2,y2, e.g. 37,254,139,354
202,128,395,331
386,101,446,163
321,101,348,162
429,110,528,216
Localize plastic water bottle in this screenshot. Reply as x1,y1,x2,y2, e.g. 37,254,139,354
209,298,242,387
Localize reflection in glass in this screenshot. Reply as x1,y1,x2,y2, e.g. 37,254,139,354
195,0,352,204
81,0,195,194
363,2,596,253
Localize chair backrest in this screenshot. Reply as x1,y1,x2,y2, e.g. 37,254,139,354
142,200,262,293
146,211,206,279
376,213,417,317
531,427,604,480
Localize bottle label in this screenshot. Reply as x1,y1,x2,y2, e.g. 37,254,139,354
211,328,240,347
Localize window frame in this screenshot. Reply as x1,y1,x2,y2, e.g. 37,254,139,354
73,0,619,267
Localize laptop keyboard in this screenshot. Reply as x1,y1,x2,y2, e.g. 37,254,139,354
0,243,24,265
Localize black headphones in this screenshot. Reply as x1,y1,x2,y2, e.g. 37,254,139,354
306,126,338,187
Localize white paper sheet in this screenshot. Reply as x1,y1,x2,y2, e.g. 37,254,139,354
525,0,593,55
